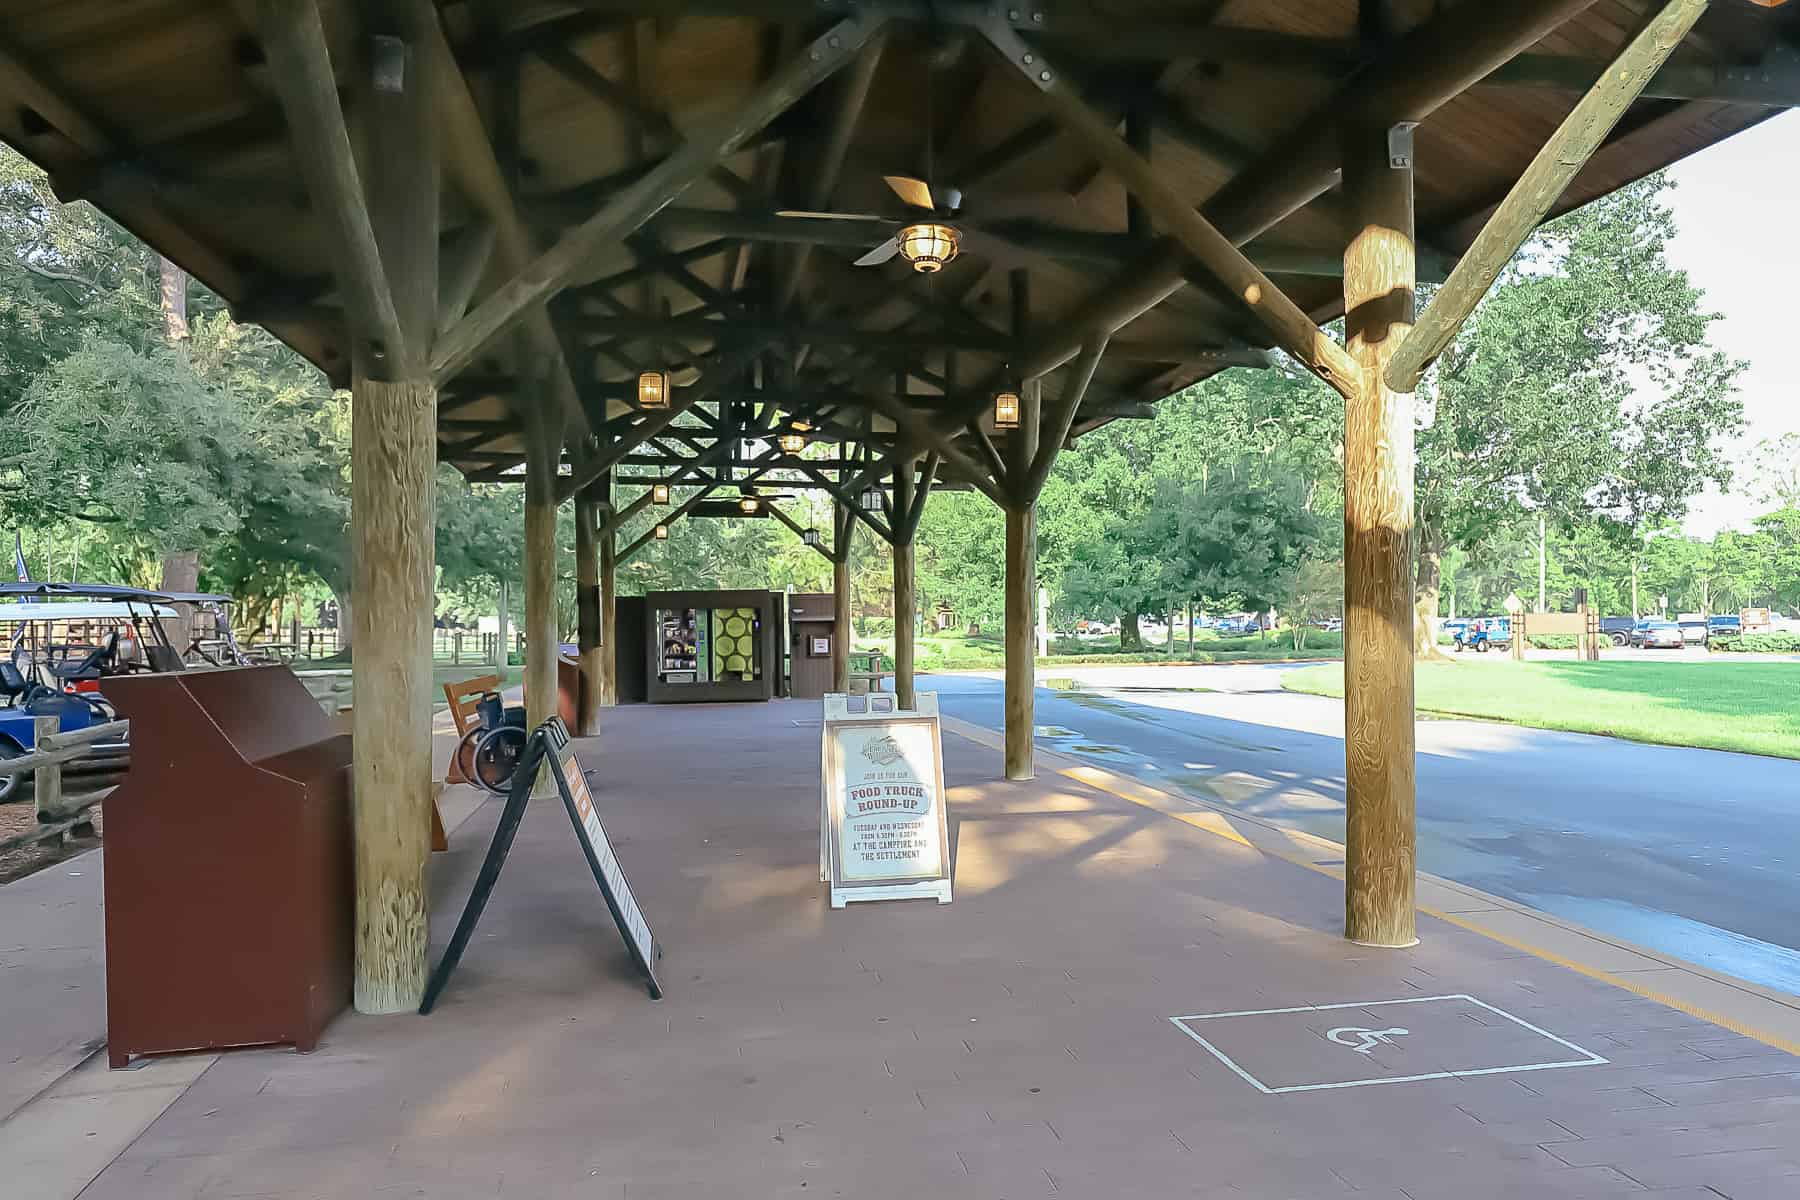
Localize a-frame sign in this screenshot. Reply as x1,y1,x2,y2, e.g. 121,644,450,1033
420,717,662,1013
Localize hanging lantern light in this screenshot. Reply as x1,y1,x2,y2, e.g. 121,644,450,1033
789,416,814,433
895,222,960,274
738,495,761,515
861,484,884,511
637,370,670,409
993,389,1021,430
802,527,822,547
653,523,669,540
651,482,671,505
778,431,807,454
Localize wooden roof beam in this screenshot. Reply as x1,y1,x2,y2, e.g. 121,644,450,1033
991,0,1604,406
431,14,887,386
1389,0,1711,394
985,22,1385,398
256,0,409,376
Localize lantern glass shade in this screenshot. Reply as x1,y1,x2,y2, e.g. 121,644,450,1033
896,223,960,274
778,432,806,454
993,390,1021,430
653,523,669,540
802,528,822,547
738,495,760,514
861,485,884,511
637,370,670,409
651,483,671,505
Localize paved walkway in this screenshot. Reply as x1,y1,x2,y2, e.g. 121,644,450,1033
14,699,1800,1197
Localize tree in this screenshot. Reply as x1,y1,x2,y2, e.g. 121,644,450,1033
1743,433,1800,512
1413,173,1744,650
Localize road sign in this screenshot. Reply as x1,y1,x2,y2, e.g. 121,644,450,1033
820,692,951,908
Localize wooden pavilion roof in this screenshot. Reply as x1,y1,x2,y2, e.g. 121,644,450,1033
1,0,1794,502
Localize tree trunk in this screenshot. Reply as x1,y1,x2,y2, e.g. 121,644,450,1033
158,256,190,344
1413,531,1454,662
1630,556,1640,618
159,550,199,657
1119,608,1141,650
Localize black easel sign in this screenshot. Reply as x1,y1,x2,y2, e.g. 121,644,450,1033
420,717,662,1014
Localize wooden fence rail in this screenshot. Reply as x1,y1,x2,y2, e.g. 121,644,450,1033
0,716,128,855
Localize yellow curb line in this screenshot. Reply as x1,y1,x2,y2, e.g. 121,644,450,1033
936,712,1800,1058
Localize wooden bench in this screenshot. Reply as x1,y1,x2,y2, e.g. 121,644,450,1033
845,653,889,695
443,673,502,742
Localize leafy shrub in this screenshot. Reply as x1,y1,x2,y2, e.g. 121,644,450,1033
1529,635,1578,649
1714,632,1800,653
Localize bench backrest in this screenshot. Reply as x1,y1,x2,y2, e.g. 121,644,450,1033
443,674,501,735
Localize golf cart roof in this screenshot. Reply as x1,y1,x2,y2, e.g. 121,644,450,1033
159,591,234,605
0,582,175,604
0,600,179,621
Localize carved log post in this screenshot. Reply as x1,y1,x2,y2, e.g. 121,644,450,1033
1342,121,1418,948
345,0,439,1012
832,500,853,692
1004,380,1041,781
893,453,917,709
598,475,618,707
523,403,561,733
574,474,603,735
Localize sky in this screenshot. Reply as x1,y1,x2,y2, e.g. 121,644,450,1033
1659,109,1800,536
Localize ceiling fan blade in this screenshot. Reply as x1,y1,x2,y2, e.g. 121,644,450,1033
883,175,936,212
853,237,901,267
776,209,890,221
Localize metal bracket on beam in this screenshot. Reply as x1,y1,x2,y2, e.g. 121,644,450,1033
1387,122,1418,170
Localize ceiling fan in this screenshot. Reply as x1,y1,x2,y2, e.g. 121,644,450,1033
776,174,965,273
776,174,1083,273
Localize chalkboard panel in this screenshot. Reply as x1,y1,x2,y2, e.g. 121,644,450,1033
545,725,662,998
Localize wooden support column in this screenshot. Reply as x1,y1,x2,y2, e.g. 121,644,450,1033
573,473,604,735
892,452,917,709
340,0,439,1013
598,477,618,707
1004,381,1042,781
832,500,853,692
1342,120,1418,949
523,404,561,733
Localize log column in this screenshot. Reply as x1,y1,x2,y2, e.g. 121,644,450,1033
1003,381,1041,780
523,404,561,733
892,454,917,708
352,0,438,1013
1342,121,1418,948
573,472,604,735
598,477,618,707
832,500,853,692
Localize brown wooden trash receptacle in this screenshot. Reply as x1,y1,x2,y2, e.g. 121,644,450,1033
101,665,353,1067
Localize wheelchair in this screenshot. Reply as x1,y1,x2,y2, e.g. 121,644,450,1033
452,691,529,795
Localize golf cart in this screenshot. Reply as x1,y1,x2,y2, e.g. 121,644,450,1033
1452,617,1513,653
0,582,183,799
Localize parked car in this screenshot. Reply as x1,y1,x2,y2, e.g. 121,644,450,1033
1441,618,1471,644
1638,620,1685,649
1599,616,1636,648
1215,614,1261,636
1707,614,1742,641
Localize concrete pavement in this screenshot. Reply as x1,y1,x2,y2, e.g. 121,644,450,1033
38,700,1800,1198
926,667,1800,997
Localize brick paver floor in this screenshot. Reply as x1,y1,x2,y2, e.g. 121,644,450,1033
76,699,1800,1198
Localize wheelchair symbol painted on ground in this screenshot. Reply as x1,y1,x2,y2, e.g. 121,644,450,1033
1325,1026,1409,1055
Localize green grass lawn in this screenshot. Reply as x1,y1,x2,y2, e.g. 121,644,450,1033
854,629,1343,671
1282,659,1800,760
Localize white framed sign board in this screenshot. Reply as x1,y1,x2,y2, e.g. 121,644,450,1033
819,692,952,908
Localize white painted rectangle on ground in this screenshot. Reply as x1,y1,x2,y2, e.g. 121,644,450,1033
1170,994,1607,1094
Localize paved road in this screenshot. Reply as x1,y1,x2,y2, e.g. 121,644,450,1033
923,665,1800,995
